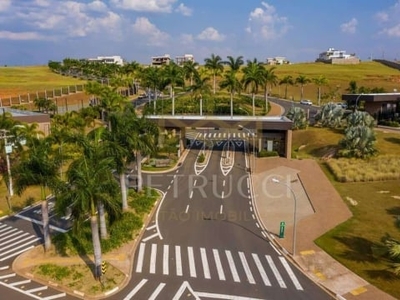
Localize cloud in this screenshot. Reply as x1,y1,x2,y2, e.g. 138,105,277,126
87,0,109,12
246,2,289,40
197,27,225,41
180,33,194,44
175,3,192,16
132,17,170,46
340,18,358,34
376,0,400,37
0,30,49,40
0,0,11,12
111,0,177,13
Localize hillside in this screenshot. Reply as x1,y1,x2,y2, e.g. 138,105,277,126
0,61,399,103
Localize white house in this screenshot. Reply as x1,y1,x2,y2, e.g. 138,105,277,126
88,55,124,66
151,54,171,66
175,54,194,65
266,56,289,65
316,48,359,64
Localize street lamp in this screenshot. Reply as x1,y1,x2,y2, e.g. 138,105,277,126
353,93,363,112
238,125,256,174
272,178,298,256
0,129,15,197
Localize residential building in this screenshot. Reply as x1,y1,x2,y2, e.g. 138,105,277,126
151,54,171,66
175,54,194,65
266,56,289,65
87,55,124,66
316,48,359,64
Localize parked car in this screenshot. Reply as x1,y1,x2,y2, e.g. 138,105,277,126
300,99,313,106
338,102,348,109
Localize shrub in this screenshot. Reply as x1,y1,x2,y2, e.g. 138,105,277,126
197,153,205,163
258,150,279,157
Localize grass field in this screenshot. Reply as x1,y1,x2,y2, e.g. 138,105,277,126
292,127,400,298
0,66,84,98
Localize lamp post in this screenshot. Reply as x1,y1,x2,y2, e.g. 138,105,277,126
272,178,298,256
353,93,363,112
238,125,256,174
0,129,14,197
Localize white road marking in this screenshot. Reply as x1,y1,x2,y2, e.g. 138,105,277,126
266,255,286,288
163,244,169,275
269,242,280,254
148,283,166,300
146,224,156,231
196,292,265,300
150,244,157,274
176,246,183,276
123,279,148,300
0,232,29,245
261,232,267,238
252,214,255,219
200,248,211,279
221,191,224,199
188,247,197,277
0,228,18,238
9,279,31,286
0,266,9,271
223,180,226,187
213,249,226,281
135,243,145,273
239,252,255,284
0,246,34,261
25,286,48,293
0,235,39,251
220,205,223,214
256,223,260,228
190,191,194,199
225,250,240,282
252,253,271,286
14,214,67,233
0,273,16,279
36,292,66,299
185,205,189,214
142,233,158,242
279,256,303,290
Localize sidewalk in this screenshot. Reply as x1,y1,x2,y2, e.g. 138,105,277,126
251,157,397,300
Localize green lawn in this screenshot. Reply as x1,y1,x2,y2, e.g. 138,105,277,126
293,127,400,298
0,66,84,97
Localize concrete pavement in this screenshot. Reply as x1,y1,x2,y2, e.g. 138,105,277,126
251,157,397,300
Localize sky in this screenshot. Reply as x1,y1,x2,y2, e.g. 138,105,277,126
0,0,399,66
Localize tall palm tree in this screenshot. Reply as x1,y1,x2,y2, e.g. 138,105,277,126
279,75,294,99
219,71,242,117
188,74,212,116
162,62,184,116
54,133,120,279
141,66,163,113
241,58,263,116
204,54,224,94
260,66,278,113
224,56,244,73
13,136,61,251
295,74,311,100
313,75,329,106
182,60,199,87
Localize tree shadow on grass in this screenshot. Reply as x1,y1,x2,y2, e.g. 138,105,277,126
383,137,400,145
365,269,400,281
334,235,379,263
386,206,400,216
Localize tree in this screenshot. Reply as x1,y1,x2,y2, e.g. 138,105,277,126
54,131,120,279
372,234,400,276
223,56,244,73
260,66,278,113
346,80,358,94
219,71,242,117
188,74,212,116
162,62,184,116
279,75,294,99
295,74,311,100
286,106,308,130
313,75,329,106
13,136,61,251
182,60,199,87
242,59,263,116
204,54,224,94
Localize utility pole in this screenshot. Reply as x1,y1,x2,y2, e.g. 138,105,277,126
0,129,14,197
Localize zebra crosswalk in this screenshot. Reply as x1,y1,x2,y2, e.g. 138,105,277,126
185,130,254,141
0,222,41,262
134,243,303,290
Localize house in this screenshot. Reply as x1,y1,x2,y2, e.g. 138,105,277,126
1,107,51,136
316,48,359,64
266,56,289,65
151,54,171,66
175,54,194,66
87,55,124,66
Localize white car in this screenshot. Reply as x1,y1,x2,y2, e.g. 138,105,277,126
300,99,313,106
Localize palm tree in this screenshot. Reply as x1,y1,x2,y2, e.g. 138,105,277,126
219,71,242,117
182,60,199,87
162,62,184,116
204,54,224,94
279,75,294,99
224,56,244,73
313,75,329,106
141,66,163,113
295,74,311,100
54,132,120,280
260,66,278,113
241,59,263,116
188,74,212,116
13,136,61,251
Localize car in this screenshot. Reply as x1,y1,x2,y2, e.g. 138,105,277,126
300,99,313,106
338,102,348,109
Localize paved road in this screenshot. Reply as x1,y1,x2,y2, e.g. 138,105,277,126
109,130,332,299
